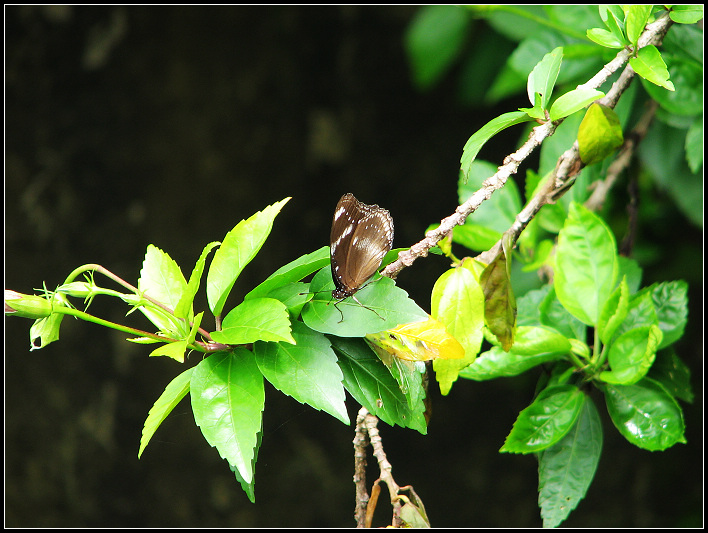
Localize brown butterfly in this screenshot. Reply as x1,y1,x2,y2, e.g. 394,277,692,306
329,193,394,320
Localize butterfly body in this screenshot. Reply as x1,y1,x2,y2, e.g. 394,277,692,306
330,193,394,309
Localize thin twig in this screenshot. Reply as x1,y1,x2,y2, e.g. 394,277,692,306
353,408,371,527
381,12,673,276
354,407,413,528
477,13,672,264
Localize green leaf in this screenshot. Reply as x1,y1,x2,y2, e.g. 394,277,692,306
148,312,202,363
29,311,64,350
404,5,470,90
460,326,570,381
207,197,290,317
615,289,658,337
460,112,533,180
649,349,694,404
599,5,628,46
138,244,189,336
230,424,262,503
586,28,624,49
516,284,550,327
254,322,348,424
597,276,629,345
138,367,193,459
538,286,587,342
620,281,688,347
630,45,675,91
519,91,546,121
486,60,528,104
663,23,703,65
500,385,585,454
577,103,624,165
604,378,686,451
186,311,204,345
149,340,189,362
549,88,604,122
599,325,662,385
191,348,265,485
333,336,427,434
477,5,549,41
642,56,702,116
455,25,517,107
139,244,187,310
175,241,220,319
639,120,702,226
244,246,330,300
638,280,689,349
431,263,485,395
625,5,652,46
618,255,643,294
685,118,703,173
452,224,503,252
254,282,311,317
538,397,602,528
554,203,618,326
366,338,427,411
210,297,295,345
302,267,428,338
527,46,563,110
669,5,704,24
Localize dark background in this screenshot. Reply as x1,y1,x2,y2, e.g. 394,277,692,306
5,6,702,527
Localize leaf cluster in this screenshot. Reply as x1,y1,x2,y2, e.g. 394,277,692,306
405,4,698,526
131,197,453,500
407,5,702,225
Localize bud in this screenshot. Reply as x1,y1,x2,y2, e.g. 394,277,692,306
56,281,94,298
4,290,53,319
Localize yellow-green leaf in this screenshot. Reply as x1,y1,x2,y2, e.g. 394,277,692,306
366,316,464,362
138,368,193,458
578,103,624,165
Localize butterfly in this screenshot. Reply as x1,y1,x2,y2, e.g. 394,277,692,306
329,193,394,320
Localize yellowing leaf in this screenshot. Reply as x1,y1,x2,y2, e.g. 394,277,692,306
365,317,464,362
480,236,517,351
431,261,485,395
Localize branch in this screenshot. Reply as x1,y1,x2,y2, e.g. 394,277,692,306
382,120,557,279
382,11,674,275
354,407,424,528
63,263,228,351
353,408,371,527
479,14,672,264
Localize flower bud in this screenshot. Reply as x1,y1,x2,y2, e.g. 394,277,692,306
56,281,94,298
4,290,53,319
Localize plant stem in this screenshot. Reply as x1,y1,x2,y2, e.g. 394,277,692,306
53,304,205,352
62,263,214,342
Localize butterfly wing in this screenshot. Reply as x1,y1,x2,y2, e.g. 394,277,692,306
330,193,394,299
347,209,393,284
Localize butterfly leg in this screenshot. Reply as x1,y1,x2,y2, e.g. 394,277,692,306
351,294,385,321
333,300,345,323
